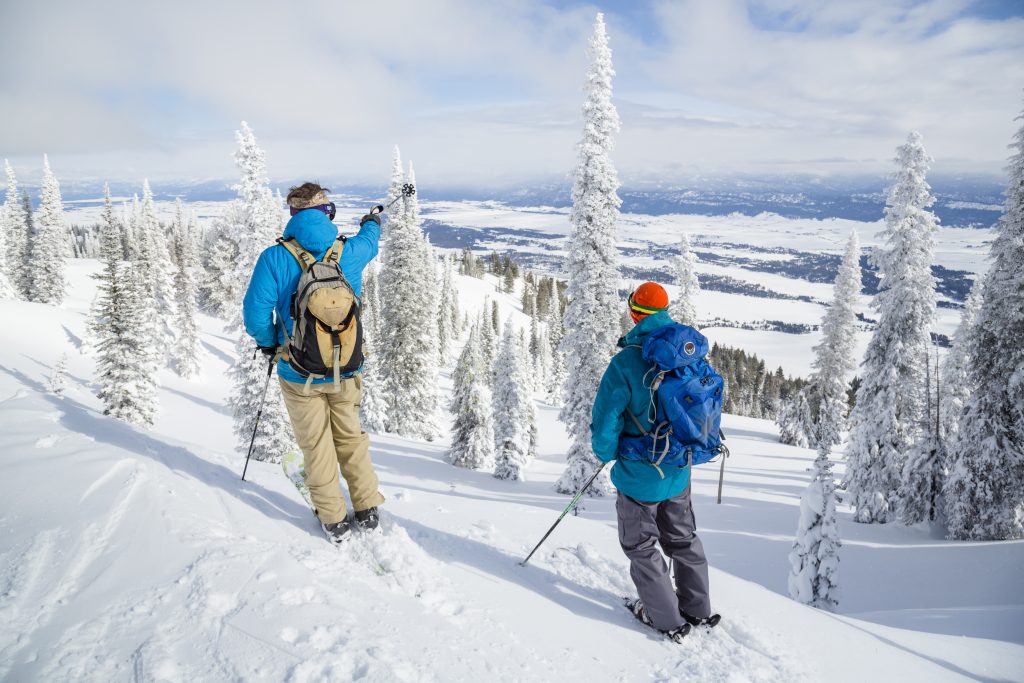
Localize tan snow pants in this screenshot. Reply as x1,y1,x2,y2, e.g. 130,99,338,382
279,375,385,525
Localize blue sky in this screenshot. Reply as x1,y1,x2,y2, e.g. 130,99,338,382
1,0,1022,187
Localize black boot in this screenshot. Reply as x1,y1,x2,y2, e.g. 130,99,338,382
354,507,380,532
626,598,691,643
680,609,722,628
321,519,354,544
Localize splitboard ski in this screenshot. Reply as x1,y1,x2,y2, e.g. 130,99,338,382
282,451,314,512
280,451,388,574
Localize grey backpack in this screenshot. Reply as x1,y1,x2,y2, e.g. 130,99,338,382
277,236,364,391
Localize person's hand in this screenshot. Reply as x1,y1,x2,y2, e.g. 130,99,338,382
257,345,277,359
360,213,381,228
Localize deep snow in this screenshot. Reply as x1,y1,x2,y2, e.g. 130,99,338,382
1,259,1022,682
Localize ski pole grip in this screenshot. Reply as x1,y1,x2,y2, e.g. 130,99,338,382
370,204,384,215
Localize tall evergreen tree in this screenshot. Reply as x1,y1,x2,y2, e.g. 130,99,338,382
777,388,814,448
378,157,440,440
556,13,622,496
899,352,944,525
170,200,202,379
360,261,389,433
546,283,567,406
670,233,700,327
493,320,535,480
86,185,123,351
437,254,457,363
808,230,862,453
3,160,29,298
448,323,495,469
788,441,841,612
224,122,296,463
939,280,983,445
29,155,70,304
96,262,160,427
139,179,178,352
945,109,1024,541
845,132,938,524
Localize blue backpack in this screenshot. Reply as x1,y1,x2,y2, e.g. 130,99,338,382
618,324,726,479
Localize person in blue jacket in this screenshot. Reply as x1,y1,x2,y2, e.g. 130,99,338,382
243,182,385,544
591,282,717,642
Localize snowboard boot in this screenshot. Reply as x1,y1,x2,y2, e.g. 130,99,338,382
626,598,691,642
321,519,355,544
680,609,722,629
354,506,380,532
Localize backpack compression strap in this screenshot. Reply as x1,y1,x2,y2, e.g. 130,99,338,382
322,236,347,265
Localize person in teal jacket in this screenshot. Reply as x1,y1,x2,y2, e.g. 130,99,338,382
591,282,717,642
242,182,385,544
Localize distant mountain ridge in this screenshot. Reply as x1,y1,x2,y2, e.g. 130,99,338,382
34,173,1006,228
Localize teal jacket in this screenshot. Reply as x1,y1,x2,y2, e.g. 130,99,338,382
242,209,380,384
590,311,691,502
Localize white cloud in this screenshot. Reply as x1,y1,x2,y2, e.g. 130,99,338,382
0,0,1020,186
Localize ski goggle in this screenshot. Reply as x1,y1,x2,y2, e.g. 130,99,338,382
289,202,336,221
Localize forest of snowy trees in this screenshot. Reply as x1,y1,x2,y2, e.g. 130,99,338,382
2,13,1021,633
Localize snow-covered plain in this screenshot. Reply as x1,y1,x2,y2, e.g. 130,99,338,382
62,197,990,377
1,259,1021,682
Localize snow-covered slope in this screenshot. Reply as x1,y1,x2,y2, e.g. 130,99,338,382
1,261,1022,682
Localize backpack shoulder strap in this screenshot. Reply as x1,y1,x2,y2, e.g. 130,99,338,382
277,237,316,269
322,236,347,265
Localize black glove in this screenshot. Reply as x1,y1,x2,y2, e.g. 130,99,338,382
360,212,382,228
257,345,277,359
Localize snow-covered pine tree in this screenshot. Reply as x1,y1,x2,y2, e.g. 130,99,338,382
556,13,622,496
788,441,841,611
86,185,123,352
945,109,1024,541
899,352,944,525
777,387,814,449
96,262,160,427
139,180,178,351
519,327,539,459
29,155,70,305
479,300,497,379
437,253,457,363
377,159,440,440
448,323,495,469
48,352,68,397
939,279,983,445
3,160,29,298
670,233,700,327
359,261,389,433
224,123,295,463
492,320,534,480
170,201,202,379
809,229,862,453
0,200,13,299
845,132,938,524
546,283,567,406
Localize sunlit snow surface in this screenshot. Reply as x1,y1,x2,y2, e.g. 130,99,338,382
2,214,1020,681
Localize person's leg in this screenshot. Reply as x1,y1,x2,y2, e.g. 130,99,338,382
656,485,712,619
278,378,347,524
325,375,384,512
616,492,686,631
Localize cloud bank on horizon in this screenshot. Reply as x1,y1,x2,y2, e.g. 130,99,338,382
1,0,1022,187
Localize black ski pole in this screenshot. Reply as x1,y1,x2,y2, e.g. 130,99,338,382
240,354,276,482
520,462,608,566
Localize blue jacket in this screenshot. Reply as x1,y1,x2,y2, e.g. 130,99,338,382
590,311,691,502
242,209,380,384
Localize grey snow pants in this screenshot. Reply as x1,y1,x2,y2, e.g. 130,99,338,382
616,486,712,631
